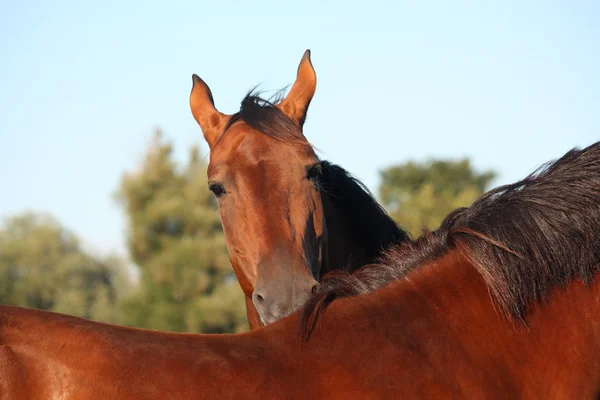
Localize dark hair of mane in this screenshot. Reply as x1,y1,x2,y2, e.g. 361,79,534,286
217,91,307,146
319,161,409,261
299,141,600,339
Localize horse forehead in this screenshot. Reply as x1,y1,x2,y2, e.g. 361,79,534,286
210,125,316,171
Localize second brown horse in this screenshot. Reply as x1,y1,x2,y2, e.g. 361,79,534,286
2,141,600,398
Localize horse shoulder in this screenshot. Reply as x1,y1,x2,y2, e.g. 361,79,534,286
0,344,34,399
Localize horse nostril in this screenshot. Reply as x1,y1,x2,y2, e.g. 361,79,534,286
253,292,265,304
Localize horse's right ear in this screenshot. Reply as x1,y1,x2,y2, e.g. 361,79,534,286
190,74,230,149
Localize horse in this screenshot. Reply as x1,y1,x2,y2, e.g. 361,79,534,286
2,141,600,398
189,50,408,328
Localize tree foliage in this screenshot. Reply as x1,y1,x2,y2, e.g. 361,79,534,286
379,159,497,237
0,212,127,323
115,130,247,333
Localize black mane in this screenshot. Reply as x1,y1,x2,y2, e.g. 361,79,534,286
300,141,600,339
319,162,408,265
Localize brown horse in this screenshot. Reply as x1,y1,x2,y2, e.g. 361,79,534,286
190,50,407,328
2,142,600,398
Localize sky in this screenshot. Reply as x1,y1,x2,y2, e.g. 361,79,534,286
1,0,598,259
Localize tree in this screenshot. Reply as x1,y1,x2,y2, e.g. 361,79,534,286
379,158,497,237
0,212,128,323
115,129,247,333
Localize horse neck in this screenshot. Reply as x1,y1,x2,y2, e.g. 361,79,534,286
417,253,600,396
318,163,408,277
308,251,600,396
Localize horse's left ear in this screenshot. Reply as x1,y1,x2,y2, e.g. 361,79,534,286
277,50,317,128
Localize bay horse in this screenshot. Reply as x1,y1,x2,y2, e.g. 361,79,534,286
190,50,407,328
2,141,600,398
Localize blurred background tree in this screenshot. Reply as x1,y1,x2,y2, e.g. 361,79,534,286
0,212,128,323
115,129,247,333
379,159,497,237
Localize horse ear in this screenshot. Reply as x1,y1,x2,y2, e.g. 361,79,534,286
190,74,230,149
277,50,317,128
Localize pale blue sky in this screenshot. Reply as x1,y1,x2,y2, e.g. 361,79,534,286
1,1,598,258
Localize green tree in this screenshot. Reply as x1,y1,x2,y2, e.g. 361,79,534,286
379,159,497,237
0,212,128,323
116,129,247,333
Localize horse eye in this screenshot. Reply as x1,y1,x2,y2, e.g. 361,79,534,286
208,183,225,197
307,164,322,181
